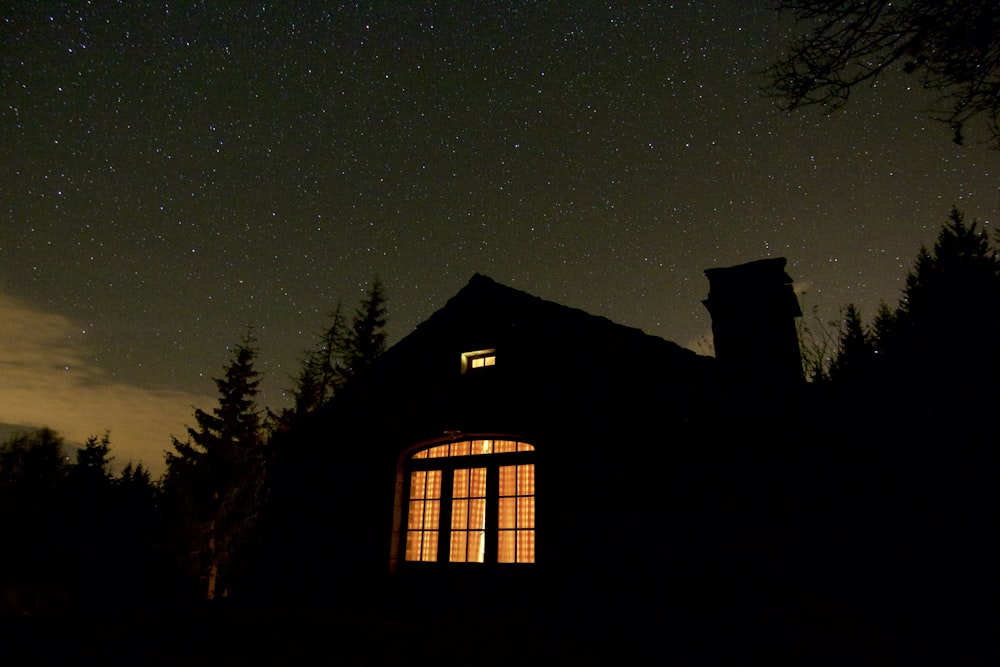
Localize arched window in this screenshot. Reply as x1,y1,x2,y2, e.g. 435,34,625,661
403,439,535,564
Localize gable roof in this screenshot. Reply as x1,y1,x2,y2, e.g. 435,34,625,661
381,273,715,378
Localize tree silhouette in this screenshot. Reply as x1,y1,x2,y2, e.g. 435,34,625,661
0,429,72,614
822,207,1000,399
827,304,875,385
765,1,1000,147
163,334,268,601
278,279,389,429
341,277,388,383
285,302,349,422
68,432,114,492
890,208,1000,385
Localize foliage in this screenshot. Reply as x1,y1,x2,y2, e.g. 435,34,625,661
822,207,1000,392
68,432,114,493
0,427,67,498
288,301,348,420
827,303,875,384
890,207,1000,382
342,277,388,383
163,334,268,600
765,0,1000,147
796,302,839,382
0,429,162,615
279,278,389,425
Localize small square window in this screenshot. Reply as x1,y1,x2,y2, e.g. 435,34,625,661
460,349,496,374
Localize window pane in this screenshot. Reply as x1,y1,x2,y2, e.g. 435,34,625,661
449,532,467,562
498,497,515,529
451,441,470,457
498,531,516,563
407,501,425,530
410,471,425,499
517,464,535,495
405,532,422,561
469,530,485,563
422,532,438,561
469,468,487,497
499,465,516,496
426,470,441,498
453,469,468,498
424,500,440,530
427,444,449,458
517,496,535,528
469,498,486,530
495,440,517,453
517,530,535,563
451,499,468,529
517,442,535,452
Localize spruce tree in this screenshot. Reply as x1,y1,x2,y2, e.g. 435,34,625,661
163,334,267,600
291,302,348,417
342,277,388,382
893,208,1000,385
828,304,875,385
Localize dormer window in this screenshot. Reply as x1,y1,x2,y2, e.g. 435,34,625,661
461,349,496,373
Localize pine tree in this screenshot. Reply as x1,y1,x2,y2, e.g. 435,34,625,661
69,432,114,490
291,302,348,417
163,334,267,600
0,429,70,613
342,277,388,382
869,301,896,362
892,208,1000,384
828,304,875,385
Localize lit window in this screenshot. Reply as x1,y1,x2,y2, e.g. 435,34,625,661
498,464,535,563
403,439,535,565
449,468,486,562
461,349,497,374
405,470,441,562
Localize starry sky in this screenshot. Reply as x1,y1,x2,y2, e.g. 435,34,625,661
2,2,996,474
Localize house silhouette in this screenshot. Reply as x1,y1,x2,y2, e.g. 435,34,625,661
261,258,825,610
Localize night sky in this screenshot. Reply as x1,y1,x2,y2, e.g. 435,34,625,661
2,2,996,474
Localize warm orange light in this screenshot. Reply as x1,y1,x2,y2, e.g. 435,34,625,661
460,349,497,373
449,468,487,563
405,470,441,561
498,464,535,563
406,442,535,565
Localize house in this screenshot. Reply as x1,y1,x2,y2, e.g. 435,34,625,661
261,257,824,614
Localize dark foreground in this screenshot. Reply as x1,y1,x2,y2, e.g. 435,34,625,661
2,601,994,666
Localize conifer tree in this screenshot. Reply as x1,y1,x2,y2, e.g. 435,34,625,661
892,208,1000,384
69,432,114,491
290,302,348,418
163,334,267,600
277,279,389,431
342,277,388,382
828,304,875,384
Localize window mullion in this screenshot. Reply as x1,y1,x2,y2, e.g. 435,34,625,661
484,462,499,564
437,468,455,562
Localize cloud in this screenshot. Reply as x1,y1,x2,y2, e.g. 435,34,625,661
0,292,209,477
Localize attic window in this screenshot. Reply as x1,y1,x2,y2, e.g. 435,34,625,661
461,349,496,373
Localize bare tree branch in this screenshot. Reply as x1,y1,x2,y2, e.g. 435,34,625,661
764,0,1000,148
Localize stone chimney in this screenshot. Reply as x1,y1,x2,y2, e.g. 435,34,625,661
703,258,803,385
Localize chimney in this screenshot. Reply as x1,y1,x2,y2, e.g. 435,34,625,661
703,258,803,385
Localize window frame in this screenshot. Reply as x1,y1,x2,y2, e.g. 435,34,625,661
394,437,536,570
460,349,497,374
